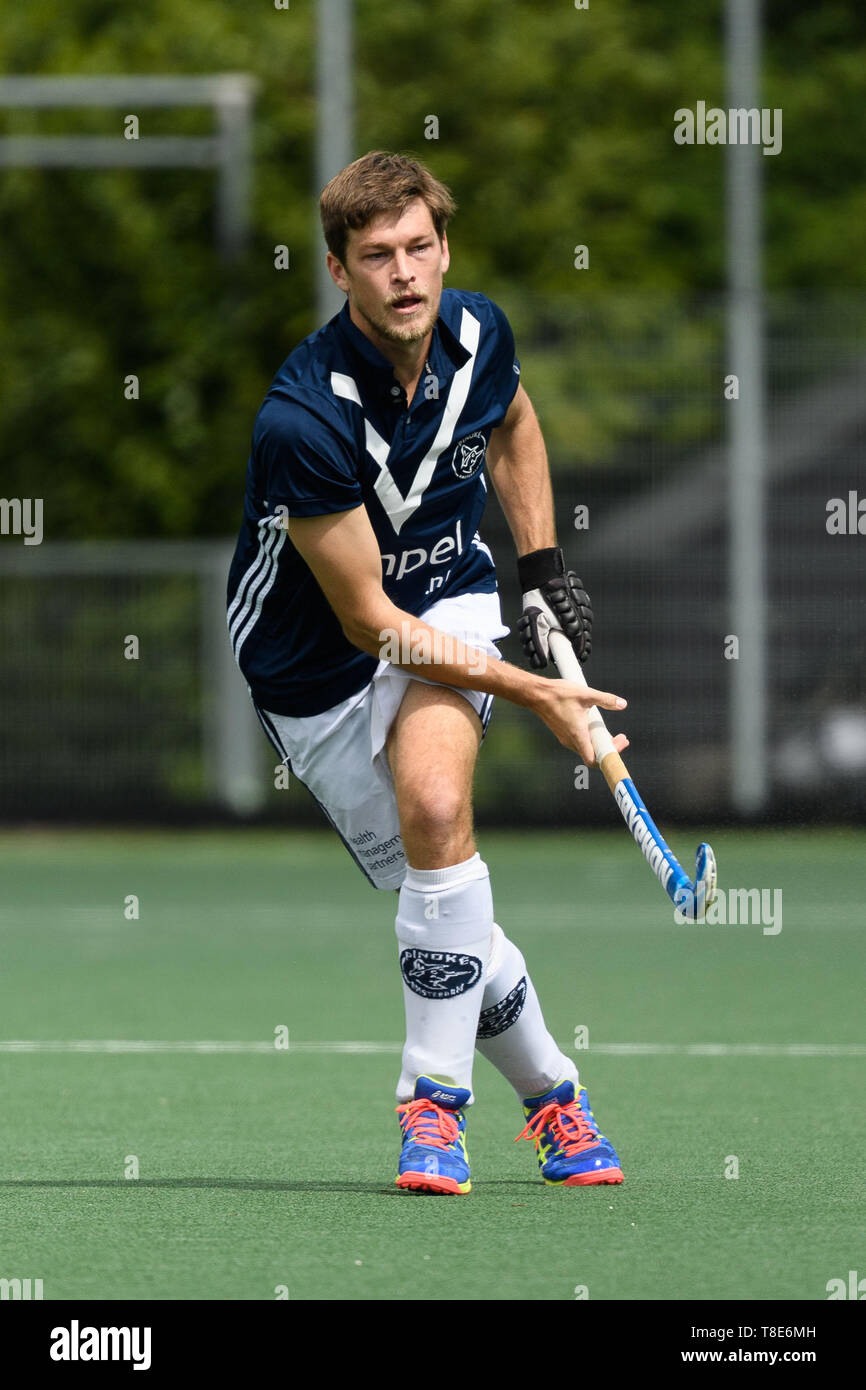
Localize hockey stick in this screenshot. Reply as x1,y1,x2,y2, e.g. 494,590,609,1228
548,629,717,921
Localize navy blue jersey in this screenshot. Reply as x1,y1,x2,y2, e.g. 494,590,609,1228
227,288,520,716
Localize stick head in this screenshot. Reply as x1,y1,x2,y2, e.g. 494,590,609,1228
693,842,717,919
674,843,718,921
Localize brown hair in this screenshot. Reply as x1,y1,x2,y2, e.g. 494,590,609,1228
320,151,456,265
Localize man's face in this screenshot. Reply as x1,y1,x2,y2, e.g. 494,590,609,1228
328,199,450,347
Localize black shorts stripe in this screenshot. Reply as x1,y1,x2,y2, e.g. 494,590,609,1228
251,700,384,891
479,693,495,739
253,702,290,762
302,782,383,890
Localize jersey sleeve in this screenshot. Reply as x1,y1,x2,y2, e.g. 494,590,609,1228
486,297,522,423
255,399,362,517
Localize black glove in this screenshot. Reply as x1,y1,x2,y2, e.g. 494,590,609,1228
516,546,593,669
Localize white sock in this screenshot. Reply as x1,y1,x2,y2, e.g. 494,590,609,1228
395,853,493,1104
475,924,579,1101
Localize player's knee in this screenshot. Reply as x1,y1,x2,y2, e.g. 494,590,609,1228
400,785,469,852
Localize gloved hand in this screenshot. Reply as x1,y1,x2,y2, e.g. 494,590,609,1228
516,546,593,669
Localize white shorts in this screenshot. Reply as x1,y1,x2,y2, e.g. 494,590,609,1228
254,591,508,889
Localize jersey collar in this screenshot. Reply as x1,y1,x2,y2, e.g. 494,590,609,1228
335,296,472,401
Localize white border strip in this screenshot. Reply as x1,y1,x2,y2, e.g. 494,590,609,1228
0,1040,863,1057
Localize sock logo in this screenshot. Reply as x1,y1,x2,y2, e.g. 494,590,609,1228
476,976,527,1038
400,949,483,999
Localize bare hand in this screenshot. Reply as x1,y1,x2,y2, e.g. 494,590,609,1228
533,680,629,767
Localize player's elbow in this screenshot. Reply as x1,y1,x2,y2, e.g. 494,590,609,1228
335,585,396,658
340,617,370,653
340,611,385,658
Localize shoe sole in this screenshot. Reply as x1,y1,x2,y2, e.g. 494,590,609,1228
544,1168,624,1186
395,1173,471,1195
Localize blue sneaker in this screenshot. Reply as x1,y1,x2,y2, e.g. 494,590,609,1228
516,1080,624,1186
395,1076,472,1194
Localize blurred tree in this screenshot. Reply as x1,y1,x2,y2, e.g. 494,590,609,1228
0,0,864,538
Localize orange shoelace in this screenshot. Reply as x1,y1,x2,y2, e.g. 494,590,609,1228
397,1099,459,1149
515,1100,598,1156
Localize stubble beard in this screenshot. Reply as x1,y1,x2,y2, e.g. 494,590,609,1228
355,294,439,346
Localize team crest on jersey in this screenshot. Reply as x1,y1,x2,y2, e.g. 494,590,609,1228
400,949,483,1000
451,432,487,480
476,976,527,1038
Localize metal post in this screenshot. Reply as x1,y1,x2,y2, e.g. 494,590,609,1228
315,0,354,326
726,0,768,815
0,75,255,262
204,546,266,816
216,74,254,259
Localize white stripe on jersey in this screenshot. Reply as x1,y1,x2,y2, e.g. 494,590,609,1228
471,532,494,565
328,307,482,537
227,514,283,633
229,521,287,660
363,419,391,469
330,372,362,407
332,372,393,476
227,519,270,631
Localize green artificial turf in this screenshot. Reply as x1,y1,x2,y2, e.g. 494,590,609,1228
0,828,863,1300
